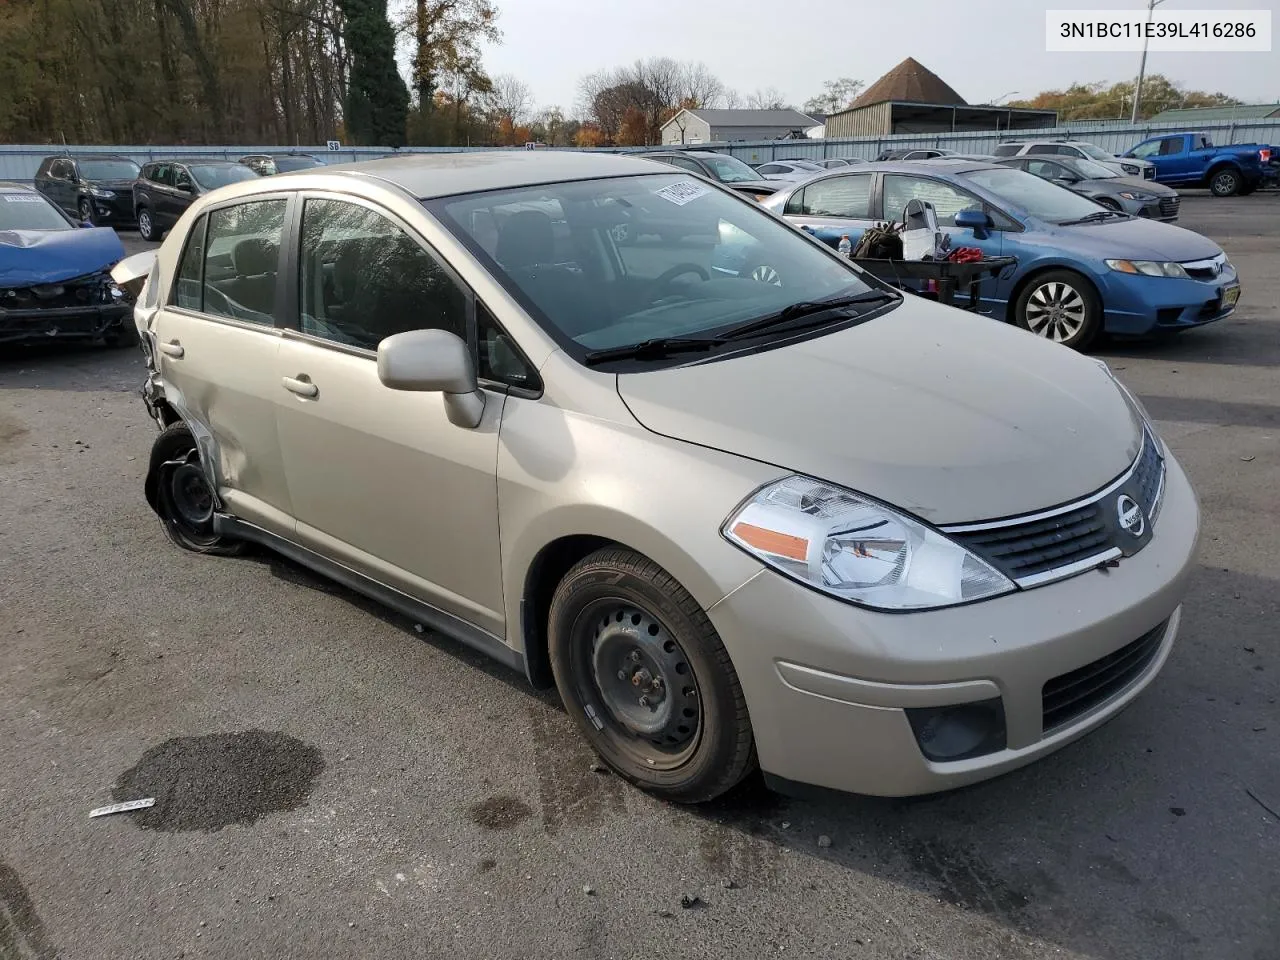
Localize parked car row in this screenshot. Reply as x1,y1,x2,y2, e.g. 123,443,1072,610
107,150,1200,804
31,153,326,238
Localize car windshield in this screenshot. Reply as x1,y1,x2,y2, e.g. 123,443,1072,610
1059,156,1118,180
960,167,1104,223
0,192,72,230
699,155,762,183
273,156,324,172
189,164,260,189
788,160,823,170
78,160,140,180
1075,143,1115,162
430,173,883,360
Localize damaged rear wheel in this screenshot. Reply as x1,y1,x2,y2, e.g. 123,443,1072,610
147,423,244,556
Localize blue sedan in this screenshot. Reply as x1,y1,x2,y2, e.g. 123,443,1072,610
739,159,1239,349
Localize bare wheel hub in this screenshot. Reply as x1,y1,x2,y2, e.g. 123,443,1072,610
590,606,699,746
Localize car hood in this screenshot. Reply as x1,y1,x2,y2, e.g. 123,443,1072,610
0,227,125,287
1096,176,1177,197
1049,215,1221,262
86,179,138,191
616,301,1142,525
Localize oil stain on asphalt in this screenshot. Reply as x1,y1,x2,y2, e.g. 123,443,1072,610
467,795,532,830
0,858,58,960
111,730,324,832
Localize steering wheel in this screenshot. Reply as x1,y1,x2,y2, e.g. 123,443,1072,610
654,262,710,293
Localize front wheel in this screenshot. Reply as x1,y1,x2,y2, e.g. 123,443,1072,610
1014,270,1102,350
78,197,95,225
1209,169,1241,197
548,547,755,803
137,207,158,242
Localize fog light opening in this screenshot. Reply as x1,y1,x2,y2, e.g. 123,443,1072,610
906,698,1006,763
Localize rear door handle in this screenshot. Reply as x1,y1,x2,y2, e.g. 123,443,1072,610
158,340,184,358
282,375,318,399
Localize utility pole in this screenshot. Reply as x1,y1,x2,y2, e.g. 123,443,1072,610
1130,0,1166,122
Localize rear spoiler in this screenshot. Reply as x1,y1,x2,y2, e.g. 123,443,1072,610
110,250,157,299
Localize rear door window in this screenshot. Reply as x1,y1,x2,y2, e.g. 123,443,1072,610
172,214,208,310
1159,137,1185,155
992,144,1021,157
200,200,288,325
793,175,873,218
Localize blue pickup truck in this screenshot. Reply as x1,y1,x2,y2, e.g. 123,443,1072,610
1123,132,1272,197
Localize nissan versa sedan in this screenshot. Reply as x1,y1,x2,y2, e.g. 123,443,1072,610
755,160,1238,349
113,152,1198,802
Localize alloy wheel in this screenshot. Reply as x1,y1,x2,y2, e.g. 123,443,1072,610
1025,281,1087,342
1212,171,1238,196
78,198,94,224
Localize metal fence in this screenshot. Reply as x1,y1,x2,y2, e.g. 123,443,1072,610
2,117,1278,181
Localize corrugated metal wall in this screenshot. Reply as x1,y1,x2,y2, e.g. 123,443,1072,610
3,118,1277,180
824,103,891,139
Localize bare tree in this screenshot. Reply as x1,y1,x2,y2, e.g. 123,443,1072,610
678,61,726,108
485,73,533,125
745,87,792,110
802,77,863,117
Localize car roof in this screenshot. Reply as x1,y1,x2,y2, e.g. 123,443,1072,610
43,154,135,162
321,151,667,198
823,159,1004,176
0,180,39,193
147,158,246,166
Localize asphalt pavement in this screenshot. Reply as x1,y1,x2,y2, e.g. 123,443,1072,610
2,194,1277,960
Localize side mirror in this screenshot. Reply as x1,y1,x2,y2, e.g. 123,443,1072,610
954,208,993,238
377,328,485,428
1054,176,1081,185
177,182,193,193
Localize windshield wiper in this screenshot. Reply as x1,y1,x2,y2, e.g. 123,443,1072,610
720,291,899,341
582,336,727,365
1058,210,1128,226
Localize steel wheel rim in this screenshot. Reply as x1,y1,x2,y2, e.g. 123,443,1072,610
751,264,781,286
571,600,703,770
1213,172,1236,193
1025,281,1087,342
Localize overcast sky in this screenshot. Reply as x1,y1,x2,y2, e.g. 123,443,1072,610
475,0,1279,114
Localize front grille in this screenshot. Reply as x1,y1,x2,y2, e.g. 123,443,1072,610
953,505,1110,581
1158,197,1180,218
948,429,1165,587
1182,254,1226,282
1042,619,1168,731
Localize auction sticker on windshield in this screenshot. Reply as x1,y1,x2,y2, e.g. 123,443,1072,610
656,180,710,206
3,195,45,203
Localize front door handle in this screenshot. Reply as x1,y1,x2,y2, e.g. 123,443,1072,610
282,375,318,399
158,340,184,358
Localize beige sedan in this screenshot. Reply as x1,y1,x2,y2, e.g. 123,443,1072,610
114,152,1198,802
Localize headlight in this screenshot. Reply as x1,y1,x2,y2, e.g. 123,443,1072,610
89,187,116,198
1105,259,1189,279
1120,164,1140,175
1117,192,1155,201
723,476,1015,611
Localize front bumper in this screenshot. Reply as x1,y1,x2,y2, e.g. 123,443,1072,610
83,193,136,224
1099,262,1240,335
0,302,132,344
707,453,1199,797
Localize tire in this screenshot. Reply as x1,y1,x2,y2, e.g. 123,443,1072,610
146,423,245,556
103,320,139,348
78,197,95,225
1238,183,1257,197
1095,197,1121,211
137,206,158,242
1209,168,1241,197
548,547,755,803
1014,269,1102,350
